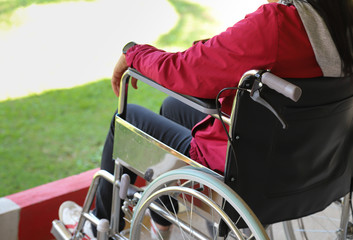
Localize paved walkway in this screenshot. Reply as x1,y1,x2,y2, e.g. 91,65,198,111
0,0,265,101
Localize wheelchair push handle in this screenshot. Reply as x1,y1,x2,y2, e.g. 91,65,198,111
261,72,302,102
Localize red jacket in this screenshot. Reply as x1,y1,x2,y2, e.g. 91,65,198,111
125,3,322,174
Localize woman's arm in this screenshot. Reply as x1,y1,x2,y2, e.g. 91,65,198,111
123,4,279,98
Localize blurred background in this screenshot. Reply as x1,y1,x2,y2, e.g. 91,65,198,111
0,0,265,197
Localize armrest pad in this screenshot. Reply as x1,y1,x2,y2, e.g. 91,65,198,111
127,68,218,115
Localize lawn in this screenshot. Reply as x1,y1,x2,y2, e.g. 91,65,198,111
0,79,167,196
0,0,216,196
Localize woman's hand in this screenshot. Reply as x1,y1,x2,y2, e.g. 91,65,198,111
111,54,138,97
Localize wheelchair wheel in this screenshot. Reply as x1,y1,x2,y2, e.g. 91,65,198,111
282,193,353,240
130,168,269,240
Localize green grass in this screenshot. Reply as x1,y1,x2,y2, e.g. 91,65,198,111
0,0,217,196
0,80,166,196
157,0,217,49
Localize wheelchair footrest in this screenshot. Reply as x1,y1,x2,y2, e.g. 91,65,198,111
51,220,71,240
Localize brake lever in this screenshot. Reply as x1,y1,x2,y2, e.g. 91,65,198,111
250,80,287,129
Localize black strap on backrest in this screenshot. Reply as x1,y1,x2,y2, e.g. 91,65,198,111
223,75,353,225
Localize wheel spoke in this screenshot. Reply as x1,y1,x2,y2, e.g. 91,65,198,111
130,169,268,240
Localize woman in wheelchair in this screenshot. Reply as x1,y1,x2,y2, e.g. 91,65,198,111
58,0,353,239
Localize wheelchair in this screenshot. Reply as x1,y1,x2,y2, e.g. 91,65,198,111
51,68,353,240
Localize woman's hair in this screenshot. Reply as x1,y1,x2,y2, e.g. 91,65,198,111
303,0,353,75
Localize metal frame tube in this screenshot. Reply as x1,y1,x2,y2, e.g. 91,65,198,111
211,113,231,126
72,170,114,240
223,70,258,179
338,193,351,240
110,160,123,235
283,221,297,240
51,220,72,240
82,212,100,226
118,72,131,118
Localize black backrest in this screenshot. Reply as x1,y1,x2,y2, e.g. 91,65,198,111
224,75,353,224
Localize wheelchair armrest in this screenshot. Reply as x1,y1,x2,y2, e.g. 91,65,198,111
126,68,219,115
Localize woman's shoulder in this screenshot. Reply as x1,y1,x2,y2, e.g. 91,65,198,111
242,2,299,25
248,2,299,18
244,2,303,30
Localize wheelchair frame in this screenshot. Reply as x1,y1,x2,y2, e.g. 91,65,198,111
51,68,353,240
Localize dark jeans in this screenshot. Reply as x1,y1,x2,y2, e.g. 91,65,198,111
93,96,207,232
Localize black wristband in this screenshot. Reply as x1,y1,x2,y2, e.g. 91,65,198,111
122,41,137,54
